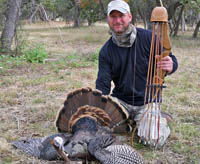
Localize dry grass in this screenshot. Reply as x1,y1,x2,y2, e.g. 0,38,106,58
0,22,200,164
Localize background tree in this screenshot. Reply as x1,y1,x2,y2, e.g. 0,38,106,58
190,0,200,38
172,4,185,36
0,0,23,54
54,0,74,22
1,0,199,56
98,0,106,17
0,0,7,30
193,12,200,38
128,0,156,29
72,0,81,27
80,0,108,26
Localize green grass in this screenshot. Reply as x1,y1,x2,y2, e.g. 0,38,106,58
32,98,46,104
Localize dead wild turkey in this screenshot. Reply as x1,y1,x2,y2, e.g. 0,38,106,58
12,87,144,164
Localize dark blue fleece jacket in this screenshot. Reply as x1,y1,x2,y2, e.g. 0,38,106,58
96,28,178,106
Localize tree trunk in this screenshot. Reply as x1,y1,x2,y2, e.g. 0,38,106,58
193,20,200,38
99,0,106,18
137,5,147,29
73,0,81,27
167,1,182,20
181,10,185,32
167,1,182,35
129,0,136,25
29,5,40,24
146,0,153,30
173,5,184,36
0,0,22,54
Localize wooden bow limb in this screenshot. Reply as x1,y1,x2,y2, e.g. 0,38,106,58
155,22,172,82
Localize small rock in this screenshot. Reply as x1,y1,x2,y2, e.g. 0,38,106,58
0,137,12,151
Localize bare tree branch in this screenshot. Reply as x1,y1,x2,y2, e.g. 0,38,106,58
29,4,40,24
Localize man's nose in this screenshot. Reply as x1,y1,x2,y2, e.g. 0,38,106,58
115,17,121,23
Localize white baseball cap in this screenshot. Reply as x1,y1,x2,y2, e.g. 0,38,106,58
107,0,130,15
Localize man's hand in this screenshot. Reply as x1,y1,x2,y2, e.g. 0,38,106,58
156,56,173,74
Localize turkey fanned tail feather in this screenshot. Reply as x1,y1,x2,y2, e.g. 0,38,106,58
56,87,129,133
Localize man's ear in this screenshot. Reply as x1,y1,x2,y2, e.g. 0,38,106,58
128,13,132,22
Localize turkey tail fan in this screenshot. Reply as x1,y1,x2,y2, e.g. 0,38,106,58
55,87,129,133
78,87,92,106
55,87,92,132
82,87,107,109
89,89,104,107
68,105,111,132
56,87,104,132
103,96,129,128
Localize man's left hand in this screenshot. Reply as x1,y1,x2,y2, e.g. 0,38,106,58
156,56,173,74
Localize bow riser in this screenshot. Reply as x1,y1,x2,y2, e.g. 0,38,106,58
157,22,171,81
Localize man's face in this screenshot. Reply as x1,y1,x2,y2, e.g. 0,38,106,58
107,10,132,34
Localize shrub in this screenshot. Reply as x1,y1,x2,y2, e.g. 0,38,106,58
89,48,99,64
24,44,48,63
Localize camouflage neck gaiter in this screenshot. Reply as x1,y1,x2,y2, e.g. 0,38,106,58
110,24,137,48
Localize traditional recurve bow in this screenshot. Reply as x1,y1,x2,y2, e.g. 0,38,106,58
131,0,172,148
